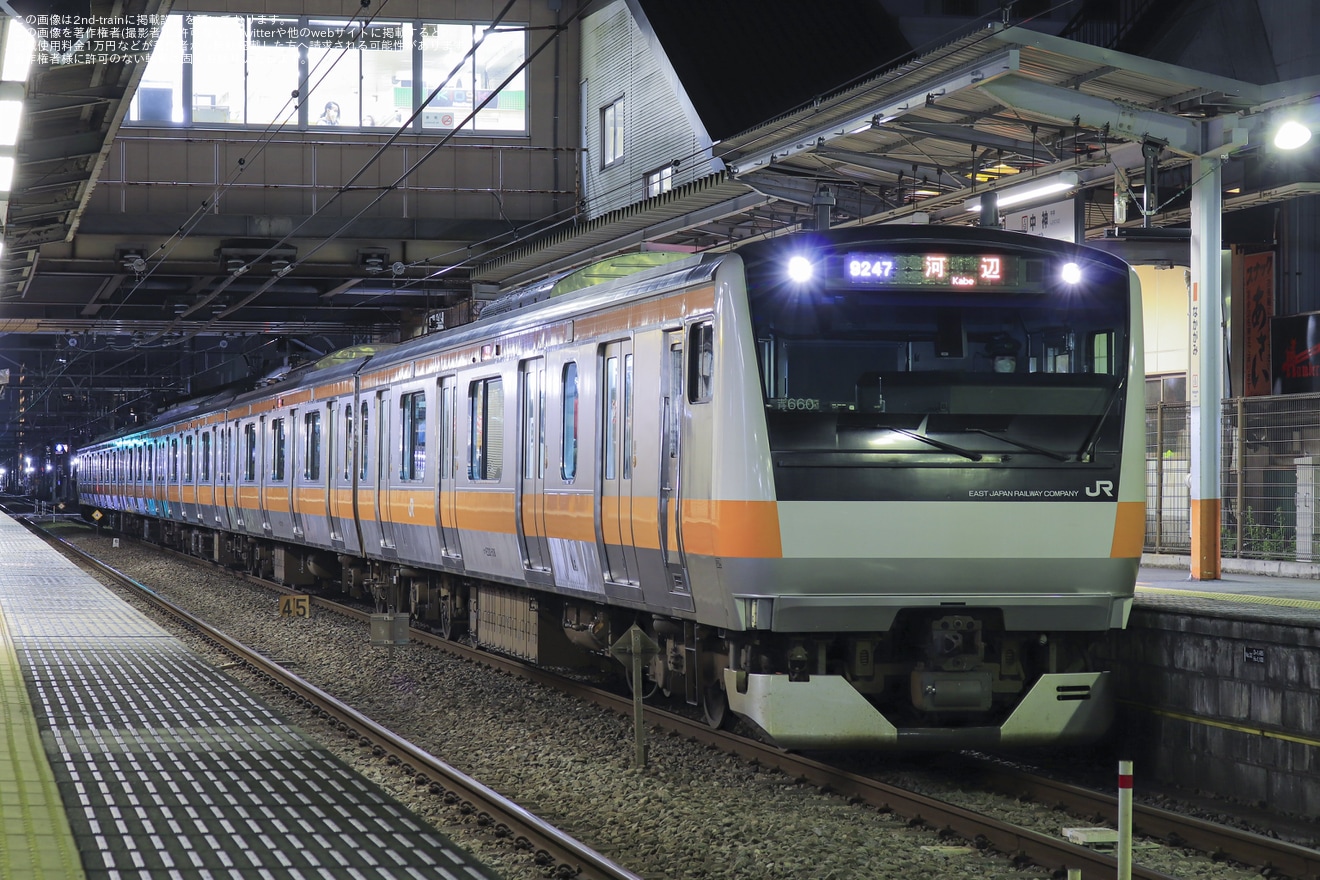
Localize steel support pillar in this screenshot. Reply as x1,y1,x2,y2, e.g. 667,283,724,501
1188,157,1223,579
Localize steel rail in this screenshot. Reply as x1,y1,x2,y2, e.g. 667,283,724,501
30,524,644,880
962,759,1320,880
50,521,1318,880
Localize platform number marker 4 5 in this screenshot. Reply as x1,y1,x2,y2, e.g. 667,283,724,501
279,595,311,618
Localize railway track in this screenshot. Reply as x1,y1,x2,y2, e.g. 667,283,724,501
33,518,1320,880
22,518,643,880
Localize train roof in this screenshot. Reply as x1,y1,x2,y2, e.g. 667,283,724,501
362,249,728,374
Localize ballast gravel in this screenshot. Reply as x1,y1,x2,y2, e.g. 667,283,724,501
57,527,1267,880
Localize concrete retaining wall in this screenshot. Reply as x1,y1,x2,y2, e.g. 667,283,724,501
1109,606,1320,818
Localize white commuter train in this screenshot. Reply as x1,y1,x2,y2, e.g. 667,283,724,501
79,227,1144,749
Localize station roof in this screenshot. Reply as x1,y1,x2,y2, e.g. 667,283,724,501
475,22,1318,286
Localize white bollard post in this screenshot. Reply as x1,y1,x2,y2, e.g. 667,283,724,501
1117,760,1134,880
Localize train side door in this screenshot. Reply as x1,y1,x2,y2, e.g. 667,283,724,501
226,420,243,530
599,339,640,586
288,409,305,539
659,330,691,595
518,358,552,578
437,376,461,559
375,390,398,555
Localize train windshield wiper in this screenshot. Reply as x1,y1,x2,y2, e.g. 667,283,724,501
884,418,982,462
1076,377,1125,462
963,428,1071,462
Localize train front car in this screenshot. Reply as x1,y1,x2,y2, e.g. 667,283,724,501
717,228,1143,749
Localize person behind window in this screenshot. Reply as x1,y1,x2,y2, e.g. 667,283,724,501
317,100,341,125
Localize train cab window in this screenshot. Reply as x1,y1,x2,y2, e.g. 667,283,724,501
271,418,287,481
468,377,504,481
200,431,211,481
1089,330,1115,375
400,392,426,480
304,411,322,480
561,362,578,481
243,423,257,481
688,321,714,403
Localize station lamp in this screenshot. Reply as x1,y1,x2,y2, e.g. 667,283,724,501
964,171,1081,214
1273,119,1312,151
0,17,33,229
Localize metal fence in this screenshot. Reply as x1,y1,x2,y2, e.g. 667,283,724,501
1145,394,1320,561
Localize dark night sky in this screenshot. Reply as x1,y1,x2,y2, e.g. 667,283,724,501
635,0,915,141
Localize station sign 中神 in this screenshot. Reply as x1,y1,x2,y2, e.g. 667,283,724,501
1000,199,1076,243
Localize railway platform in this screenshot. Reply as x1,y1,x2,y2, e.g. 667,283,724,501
1139,557,1320,614
1114,557,1320,825
0,511,501,880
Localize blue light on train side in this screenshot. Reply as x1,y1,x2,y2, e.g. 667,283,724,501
1060,261,1083,285
786,255,815,283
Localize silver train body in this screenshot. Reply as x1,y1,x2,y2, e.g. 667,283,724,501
79,228,1144,749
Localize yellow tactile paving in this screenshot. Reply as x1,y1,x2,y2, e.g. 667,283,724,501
1136,584,1320,612
0,608,86,880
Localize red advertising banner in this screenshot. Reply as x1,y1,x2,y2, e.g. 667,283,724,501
1272,313,1320,395
1243,251,1274,396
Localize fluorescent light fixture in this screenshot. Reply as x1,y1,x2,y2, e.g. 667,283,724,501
0,100,21,146
965,171,1081,213
0,156,14,191
882,212,930,225
1274,120,1313,150
1,22,35,83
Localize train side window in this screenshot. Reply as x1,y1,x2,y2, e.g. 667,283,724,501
521,363,544,480
688,321,714,403
604,356,619,480
468,377,504,480
344,405,354,480
200,431,211,481
271,418,287,481
622,353,634,479
170,437,179,480
360,402,370,481
243,423,257,481
184,435,194,481
561,362,578,481
400,391,426,480
304,411,322,480
440,378,456,480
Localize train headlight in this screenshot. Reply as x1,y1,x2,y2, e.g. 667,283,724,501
786,255,815,284
1060,261,1083,285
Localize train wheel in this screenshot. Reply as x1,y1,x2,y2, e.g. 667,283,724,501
701,680,731,730
438,593,465,640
